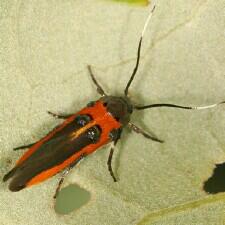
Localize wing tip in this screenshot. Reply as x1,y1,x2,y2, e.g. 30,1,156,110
9,182,26,192
3,167,17,182
3,167,26,192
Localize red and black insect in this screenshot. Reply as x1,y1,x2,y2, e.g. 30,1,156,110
3,5,225,198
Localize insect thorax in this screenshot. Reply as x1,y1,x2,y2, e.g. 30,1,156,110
100,96,133,126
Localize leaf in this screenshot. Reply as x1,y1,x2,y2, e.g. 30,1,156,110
1,0,225,225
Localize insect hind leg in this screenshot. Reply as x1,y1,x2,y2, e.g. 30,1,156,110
53,154,85,199
13,142,37,151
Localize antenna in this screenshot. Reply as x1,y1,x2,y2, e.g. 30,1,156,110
134,101,225,111
124,4,156,96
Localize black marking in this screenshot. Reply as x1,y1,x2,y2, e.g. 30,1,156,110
4,120,101,192
86,125,102,143
75,114,92,127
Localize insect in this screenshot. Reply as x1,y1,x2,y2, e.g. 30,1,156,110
3,5,225,198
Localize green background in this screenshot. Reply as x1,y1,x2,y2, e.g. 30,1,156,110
1,0,225,224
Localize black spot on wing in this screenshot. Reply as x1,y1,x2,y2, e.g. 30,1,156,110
52,114,93,139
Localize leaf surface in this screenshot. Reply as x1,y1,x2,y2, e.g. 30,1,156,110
1,0,225,224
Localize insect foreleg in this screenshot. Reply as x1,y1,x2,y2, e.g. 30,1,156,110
87,65,106,96
47,111,73,119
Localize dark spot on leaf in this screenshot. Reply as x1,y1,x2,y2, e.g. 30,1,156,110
203,162,225,194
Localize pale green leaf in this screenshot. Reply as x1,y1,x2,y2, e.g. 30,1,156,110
1,1,225,225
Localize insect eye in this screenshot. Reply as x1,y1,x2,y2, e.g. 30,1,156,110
86,125,102,143
75,115,92,127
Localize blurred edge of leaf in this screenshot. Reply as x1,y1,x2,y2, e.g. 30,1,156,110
109,0,150,6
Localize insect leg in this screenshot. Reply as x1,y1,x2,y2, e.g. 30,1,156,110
128,122,164,143
107,141,119,182
53,154,85,199
13,142,37,151
107,129,122,182
47,111,73,119
15,111,72,150
87,65,107,96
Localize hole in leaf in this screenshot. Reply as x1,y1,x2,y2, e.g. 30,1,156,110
203,162,225,194
55,184,91,214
